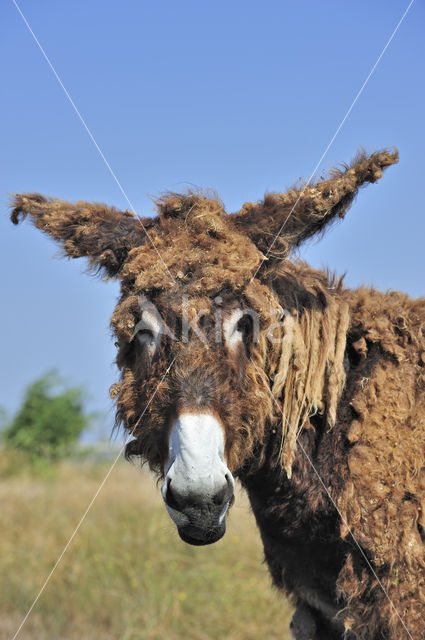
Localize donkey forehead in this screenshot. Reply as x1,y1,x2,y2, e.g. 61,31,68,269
121,221,264,295
139,292,244,316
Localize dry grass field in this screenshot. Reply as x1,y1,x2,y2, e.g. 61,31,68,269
0,454,293,640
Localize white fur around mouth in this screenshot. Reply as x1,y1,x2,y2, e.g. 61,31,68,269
162,413,234,528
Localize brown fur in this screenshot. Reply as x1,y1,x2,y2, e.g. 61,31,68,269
11,149,424,639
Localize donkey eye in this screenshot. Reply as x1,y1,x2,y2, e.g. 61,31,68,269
223,310,256,352
132,310,164,357
236,314,253,340
136,328,155,345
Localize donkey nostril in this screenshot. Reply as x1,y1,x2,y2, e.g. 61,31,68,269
165,474,234,511
165,482,183,511
213,477,234,507
213,485,227,506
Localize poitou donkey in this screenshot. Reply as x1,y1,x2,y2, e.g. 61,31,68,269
11,149,425,639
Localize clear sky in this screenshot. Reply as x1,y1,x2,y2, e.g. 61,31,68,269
1,1,424,433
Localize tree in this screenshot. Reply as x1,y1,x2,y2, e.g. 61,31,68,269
2,371,90,461
0,407,7,431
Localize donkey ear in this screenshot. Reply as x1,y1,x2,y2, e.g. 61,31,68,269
10,193,158,277
230,149,398,259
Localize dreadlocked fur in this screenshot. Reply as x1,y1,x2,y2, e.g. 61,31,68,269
266,269,350,476
11,148,424,640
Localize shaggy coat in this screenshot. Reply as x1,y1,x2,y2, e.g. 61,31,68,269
11,149,425,639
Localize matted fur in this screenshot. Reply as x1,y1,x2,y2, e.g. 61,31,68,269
11,148,424,639
232,149,398,259
268,269,350,475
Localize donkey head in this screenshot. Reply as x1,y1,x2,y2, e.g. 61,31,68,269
10,149,397,545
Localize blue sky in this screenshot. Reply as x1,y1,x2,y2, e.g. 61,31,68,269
1,1,424,433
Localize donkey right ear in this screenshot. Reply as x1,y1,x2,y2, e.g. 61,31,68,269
10,193,158,277
230,149,398,260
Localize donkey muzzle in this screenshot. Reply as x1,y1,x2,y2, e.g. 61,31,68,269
161,413,235,545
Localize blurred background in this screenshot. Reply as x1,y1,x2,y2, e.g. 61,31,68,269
0,1,423,638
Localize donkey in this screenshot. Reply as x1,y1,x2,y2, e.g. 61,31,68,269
11,149,425,639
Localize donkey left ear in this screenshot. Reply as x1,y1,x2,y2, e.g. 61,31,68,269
10,193,157,277
230,149,398,259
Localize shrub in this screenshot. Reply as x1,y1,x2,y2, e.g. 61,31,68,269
2,371,91,462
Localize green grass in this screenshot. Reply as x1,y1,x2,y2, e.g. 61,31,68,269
0,455,293,640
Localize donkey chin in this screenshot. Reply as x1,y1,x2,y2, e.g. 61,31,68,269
161,413,235,546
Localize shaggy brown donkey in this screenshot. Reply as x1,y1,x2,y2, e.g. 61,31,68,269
11,149,425,639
